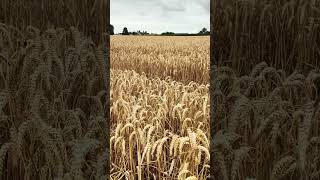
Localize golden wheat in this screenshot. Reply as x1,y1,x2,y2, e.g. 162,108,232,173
110,35,210,179
111,36,210,84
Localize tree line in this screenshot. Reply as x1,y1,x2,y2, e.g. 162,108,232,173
109,24,209,36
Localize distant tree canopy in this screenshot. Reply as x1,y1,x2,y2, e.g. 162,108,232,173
120,28,149,35
198,28,210,35
118,26,210,36
122,27,129,35
109,24,114,35
134,30,149,35
161,32,175,35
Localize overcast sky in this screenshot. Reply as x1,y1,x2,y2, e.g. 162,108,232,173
111,0,209,34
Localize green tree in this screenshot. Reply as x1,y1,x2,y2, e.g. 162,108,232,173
199,27,209,35
161,32,175,36
122,27,129,35
109,24,114,35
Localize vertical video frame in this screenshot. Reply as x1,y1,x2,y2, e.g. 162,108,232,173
110,0,210,179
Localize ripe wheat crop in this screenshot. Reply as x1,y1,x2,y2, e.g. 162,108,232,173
110,36,210,179
211,0,320,74
111,36,210,84
0,0,109,44
211,62,320,179
211,0,320,179
0,23,108,179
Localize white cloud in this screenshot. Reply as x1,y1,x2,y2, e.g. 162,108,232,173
111,0,209,34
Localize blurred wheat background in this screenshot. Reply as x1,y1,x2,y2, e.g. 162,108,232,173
0,0,109,44
211,0,320,179
0,0,109,179
212,0,320,74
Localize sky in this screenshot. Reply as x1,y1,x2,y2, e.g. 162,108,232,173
111,0,209,34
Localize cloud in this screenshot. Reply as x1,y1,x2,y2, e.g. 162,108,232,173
111,0,209,34
198,0,210,12
157,0,186,12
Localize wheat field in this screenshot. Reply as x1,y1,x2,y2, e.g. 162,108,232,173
110,36,210,179
211,0,320,179
0,24,108,179
211,62,320,179
111,36,209,84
